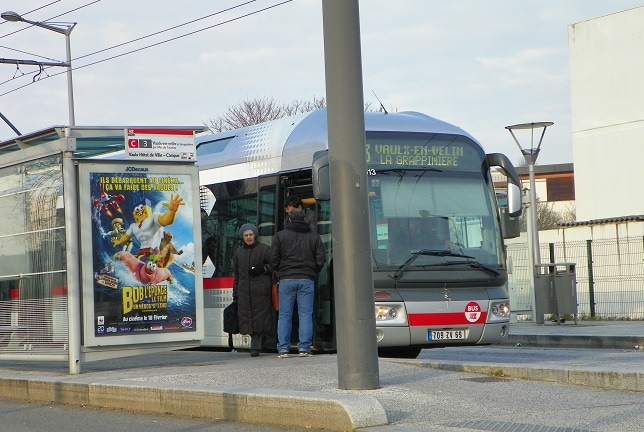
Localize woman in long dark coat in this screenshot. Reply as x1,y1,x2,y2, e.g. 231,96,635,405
233,223,274,357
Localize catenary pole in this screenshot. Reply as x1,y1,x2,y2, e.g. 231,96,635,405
322,0,380,389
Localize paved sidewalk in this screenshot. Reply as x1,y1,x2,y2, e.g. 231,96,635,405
506,319,644,349
0,321,642,431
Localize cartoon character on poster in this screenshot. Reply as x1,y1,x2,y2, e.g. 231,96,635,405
105,218,132,252
89,172,197,337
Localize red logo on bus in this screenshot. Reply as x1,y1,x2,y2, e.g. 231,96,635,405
464,302,482,323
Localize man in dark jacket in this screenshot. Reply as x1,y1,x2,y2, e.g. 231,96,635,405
283,195,317,232
270,208,326,358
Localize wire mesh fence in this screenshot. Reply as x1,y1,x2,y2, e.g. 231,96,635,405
507,237,644,320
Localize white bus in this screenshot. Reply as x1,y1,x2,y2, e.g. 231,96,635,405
197,108,522,358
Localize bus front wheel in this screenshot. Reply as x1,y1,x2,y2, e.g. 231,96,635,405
378,346,422,359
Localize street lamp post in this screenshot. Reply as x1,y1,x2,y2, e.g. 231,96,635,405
505,121,553,323
1,11,76,126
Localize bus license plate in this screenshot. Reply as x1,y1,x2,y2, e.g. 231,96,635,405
428,329,467,341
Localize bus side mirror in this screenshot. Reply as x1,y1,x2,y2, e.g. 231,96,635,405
312,150,330,200
506,182,522,217
500,206,521,239
487,153,522,217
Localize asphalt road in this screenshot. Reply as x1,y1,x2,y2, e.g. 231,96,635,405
0,398,327,432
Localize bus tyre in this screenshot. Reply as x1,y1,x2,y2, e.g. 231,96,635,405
378,346,422,359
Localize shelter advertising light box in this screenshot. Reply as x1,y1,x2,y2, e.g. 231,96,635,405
78,160,203,347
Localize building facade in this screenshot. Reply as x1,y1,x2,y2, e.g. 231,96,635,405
568,6,644,221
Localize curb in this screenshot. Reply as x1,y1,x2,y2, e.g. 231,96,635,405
0,377,387,431
505,334,644,350
412,361,643,393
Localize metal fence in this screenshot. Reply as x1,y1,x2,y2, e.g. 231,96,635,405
507,237,644,320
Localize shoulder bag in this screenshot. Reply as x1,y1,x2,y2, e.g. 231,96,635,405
271,272,280,311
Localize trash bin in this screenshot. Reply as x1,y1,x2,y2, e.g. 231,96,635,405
534,263,578,325
554,263,577,319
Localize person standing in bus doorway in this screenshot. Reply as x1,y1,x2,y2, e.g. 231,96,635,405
283,195,322,343
283,195,317,232
233,223,274,357
271,208,326,358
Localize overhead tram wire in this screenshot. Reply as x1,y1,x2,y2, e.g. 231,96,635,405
0,0,65,33
0,0,292,97
2,0,257,59
0,0,101,39
1,0,247,64
73,0,262,62
0,0,64,30
0,0,277,69
0,0,102,86
21,0,66,17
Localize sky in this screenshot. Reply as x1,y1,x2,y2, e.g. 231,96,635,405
1,0,643,166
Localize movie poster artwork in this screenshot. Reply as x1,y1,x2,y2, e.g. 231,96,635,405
88,169,197,338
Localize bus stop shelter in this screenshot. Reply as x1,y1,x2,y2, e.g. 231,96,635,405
0,125,206,374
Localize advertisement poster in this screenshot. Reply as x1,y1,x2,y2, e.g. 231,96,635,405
79,161,203,347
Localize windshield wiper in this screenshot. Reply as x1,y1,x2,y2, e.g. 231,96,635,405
431,259,501,276
412,249,474,259
389,249,474,280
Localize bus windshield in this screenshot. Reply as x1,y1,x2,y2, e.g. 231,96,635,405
365,133,503,270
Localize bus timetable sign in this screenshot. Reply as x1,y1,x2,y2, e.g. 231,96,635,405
125,129,196,162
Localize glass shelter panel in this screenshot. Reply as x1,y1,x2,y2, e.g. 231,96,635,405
0,156,67,353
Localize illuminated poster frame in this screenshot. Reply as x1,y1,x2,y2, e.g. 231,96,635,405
78,160,203,347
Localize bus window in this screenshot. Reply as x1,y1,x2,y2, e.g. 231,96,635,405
258,183,276,245
201,180,258,277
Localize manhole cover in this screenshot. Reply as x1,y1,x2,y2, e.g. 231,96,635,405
460,376,506,383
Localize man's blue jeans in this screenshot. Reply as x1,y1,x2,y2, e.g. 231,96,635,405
277,278,314,353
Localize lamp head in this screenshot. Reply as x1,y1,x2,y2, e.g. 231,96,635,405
1,11,74,35
1,11,23,22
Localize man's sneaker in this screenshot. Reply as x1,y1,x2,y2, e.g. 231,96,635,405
298,352,312,357
277,352,289,359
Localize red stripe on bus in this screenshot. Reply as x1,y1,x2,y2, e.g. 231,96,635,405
9,288,19,299
408,312,488,326
203,277,235,289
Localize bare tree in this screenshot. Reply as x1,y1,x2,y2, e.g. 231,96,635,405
205,96,326,133
519,199,577,231
536,200,563,230
204,96,381,132
560,203,576,223
282,96,327,117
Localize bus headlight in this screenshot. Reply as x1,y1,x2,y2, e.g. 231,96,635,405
489,301,511,321
374,304,407,325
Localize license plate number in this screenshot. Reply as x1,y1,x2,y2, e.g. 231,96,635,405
428,329,467,341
